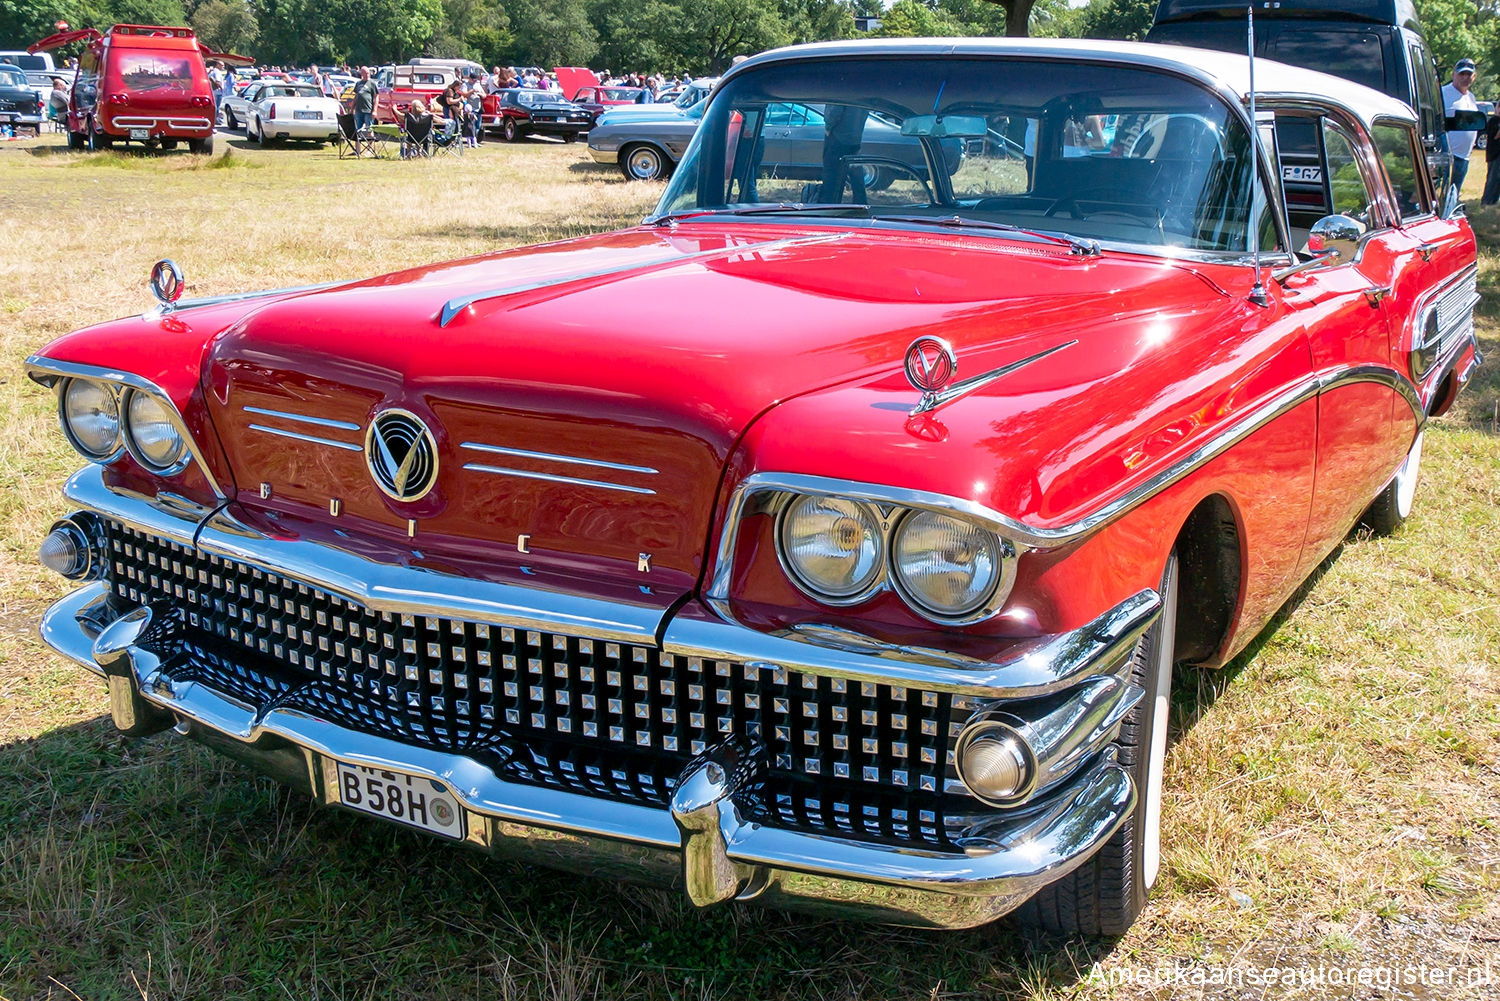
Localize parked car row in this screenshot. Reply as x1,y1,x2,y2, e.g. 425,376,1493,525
219,79,341,145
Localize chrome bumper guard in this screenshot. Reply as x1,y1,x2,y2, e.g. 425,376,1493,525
44,582,1135,928
39,468,1152,927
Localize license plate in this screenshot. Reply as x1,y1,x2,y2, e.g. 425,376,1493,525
0,113,14,122
130,128,149,140
1282,164,1322,183
294,110,321,120
334,762,464,840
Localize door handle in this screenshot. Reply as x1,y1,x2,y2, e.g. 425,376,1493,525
1363,286,1391,307
1416,240,1449,261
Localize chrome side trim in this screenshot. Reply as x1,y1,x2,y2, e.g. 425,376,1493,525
247,423,363,451
243,406,362,431
460,442,659,476
462,463,657,496
27,356,228,498
62,465,665,646
663,589,1160,697
712,362,1422,559
911,340,1077,415
437,234,847,327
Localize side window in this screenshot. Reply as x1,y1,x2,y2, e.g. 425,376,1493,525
1408,42,1443,145
1372,122,1428,219
1321,122,1377,225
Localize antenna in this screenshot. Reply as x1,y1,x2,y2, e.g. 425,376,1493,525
1247,4,1271,307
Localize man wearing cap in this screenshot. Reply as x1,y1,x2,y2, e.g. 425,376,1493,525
1443,57,1479,196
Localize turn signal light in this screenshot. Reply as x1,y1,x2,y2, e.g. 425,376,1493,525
107,93,129,105
39,515,104,581
190,95,211,108
954,718,1037,807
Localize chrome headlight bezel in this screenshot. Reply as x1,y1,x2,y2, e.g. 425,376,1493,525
121,388,192,474
58,377,124,463
889,508,1015,625
775,495,887,605
769,488,1019,625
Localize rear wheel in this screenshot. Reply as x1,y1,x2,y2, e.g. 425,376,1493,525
502,118,518,142
254,119,270,146
562,131,578,143
67,128,85,150
161,139,178,150
1016,552,1178,936
188,135,213,155
86,121,111,151
224,107,238,129
620,143,666,181
1360,430,1424,535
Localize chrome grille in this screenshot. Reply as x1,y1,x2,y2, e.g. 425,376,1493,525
105,521,959,844
1434,271,1478,354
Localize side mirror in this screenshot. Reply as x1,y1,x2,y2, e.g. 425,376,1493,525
1445,109,1488,132
1307,214,1365,262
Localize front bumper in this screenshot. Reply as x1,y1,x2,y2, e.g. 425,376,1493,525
37,467,1155,928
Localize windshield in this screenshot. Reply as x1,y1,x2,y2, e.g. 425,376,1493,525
656,56,1269,254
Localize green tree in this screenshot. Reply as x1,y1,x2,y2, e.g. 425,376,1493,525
872,0,968,38
1416,0,1500,99
507,0,597,67
189,0,259,54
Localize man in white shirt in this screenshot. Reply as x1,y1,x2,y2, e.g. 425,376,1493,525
1442,57,1479,197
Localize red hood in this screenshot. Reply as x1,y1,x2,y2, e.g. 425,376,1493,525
193,224,1232,609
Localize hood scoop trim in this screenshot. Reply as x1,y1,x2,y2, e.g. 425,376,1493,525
438,232,848,326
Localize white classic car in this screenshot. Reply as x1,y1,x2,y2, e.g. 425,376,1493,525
241,82,342,145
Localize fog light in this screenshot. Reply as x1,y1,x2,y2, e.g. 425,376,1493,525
955,719,1037,807
40,520,97,580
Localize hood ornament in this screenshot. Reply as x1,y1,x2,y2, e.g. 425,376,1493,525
149,259,185,312
903,338,1079,416
904,336,958,410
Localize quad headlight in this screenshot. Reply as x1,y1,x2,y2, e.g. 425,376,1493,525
60,379,122,460
891,510,1005,619
773,492,1015,623
778,495,884,601
122,390,189,472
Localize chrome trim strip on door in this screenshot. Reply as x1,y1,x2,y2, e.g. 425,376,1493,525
461,463,657,495
247,423,363,451
460,442,659,475
243,406,362,431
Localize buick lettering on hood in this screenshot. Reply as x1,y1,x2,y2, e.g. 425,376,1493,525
29,39,1479,934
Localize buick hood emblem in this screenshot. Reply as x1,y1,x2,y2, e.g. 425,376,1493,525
366,409,439,502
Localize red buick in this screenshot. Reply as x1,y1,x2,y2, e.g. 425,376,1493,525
28,39,1480,934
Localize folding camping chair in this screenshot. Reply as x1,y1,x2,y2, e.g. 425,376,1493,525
336,111,380,158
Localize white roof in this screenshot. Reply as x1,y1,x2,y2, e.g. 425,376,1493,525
736,37,1417,130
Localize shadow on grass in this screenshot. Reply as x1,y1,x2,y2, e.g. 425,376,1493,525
0,710,1134,1000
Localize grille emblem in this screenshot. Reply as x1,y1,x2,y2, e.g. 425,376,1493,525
365,409,439,502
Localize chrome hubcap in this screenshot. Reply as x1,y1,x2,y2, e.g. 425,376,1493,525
629,150,660,179
1395,431,1424,519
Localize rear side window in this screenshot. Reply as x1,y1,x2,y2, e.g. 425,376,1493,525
1372,122,1428,219
1322,122,1377,224
1268,29,1390,94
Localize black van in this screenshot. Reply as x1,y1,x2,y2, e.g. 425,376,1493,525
1146,0,1448,192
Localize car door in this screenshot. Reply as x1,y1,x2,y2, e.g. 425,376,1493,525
1277,113,1411,574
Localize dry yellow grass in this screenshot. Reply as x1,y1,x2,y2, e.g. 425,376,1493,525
0,132,1496,1001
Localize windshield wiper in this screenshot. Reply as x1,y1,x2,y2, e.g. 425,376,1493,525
875,214,1101,257
647,203,870,226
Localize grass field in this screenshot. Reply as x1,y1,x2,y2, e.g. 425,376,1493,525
0,130,1497,1001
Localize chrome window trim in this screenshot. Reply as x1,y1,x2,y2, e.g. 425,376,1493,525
29,356,228,498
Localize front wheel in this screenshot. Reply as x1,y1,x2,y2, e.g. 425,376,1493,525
1016,552,1178,936
620,144,666,181
1360,430,1424,535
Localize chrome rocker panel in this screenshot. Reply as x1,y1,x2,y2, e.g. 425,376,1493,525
42,582,1136,929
